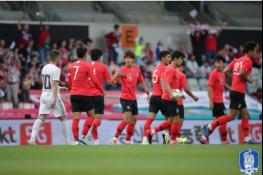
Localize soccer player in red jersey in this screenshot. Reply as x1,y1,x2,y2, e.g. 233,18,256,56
207,55,231,144
68,46,103,145
147,51,185,144
110,50,150,144
200,42,257,144
142,51,171,144
80,49,111,145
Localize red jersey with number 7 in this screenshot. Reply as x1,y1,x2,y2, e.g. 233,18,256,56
68,60,103,96
228,56,253,94
152,63,166,96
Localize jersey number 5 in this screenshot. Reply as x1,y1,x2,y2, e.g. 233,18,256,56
152,70,158,84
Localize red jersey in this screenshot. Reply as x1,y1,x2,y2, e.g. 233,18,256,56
91,61,111,96
117,65,144,100
228,56,253,94
176,70,187,105
208,69,225,103
152,63,166,96
162,65,178,101
205,34,217,52
68,60,102,96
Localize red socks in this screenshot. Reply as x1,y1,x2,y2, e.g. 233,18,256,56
143,118,154,136
114,120,128,138
219,124,227,142
91,120,101,140
126,123,136,141
82,117,94,136
241,118,249,138
72,118,80,141
170,122,181,141
154,121,171,133
211,115,232,131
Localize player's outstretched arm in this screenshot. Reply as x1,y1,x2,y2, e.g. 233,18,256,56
239,69,254,84
139,81,150,102
184,86,199,102
207,86,214,109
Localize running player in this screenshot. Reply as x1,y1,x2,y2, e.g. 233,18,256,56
207,55,231,144
110,50,150,144
80,49,111,145
147,50,185,144
200,42,257,144
68,46,103,145
142,51,171,145
28,50,70,145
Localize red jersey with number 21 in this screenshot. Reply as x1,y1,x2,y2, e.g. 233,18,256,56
228,56,253,94
152,63,166,96
117,65,144,100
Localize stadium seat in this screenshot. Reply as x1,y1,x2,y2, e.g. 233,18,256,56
0,102,13,110
188,78,201,91
199,79,209,91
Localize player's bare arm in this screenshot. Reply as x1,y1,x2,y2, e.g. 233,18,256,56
239,69,254,84
184,86,199,102
51,80,59,108
207,86,214,110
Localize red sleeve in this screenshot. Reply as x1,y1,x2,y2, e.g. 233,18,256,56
208,72,215,87
103,65,111,82
165,69,175,84
137,68,144,83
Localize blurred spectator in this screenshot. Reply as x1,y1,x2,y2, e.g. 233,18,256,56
251,88,262,103
0,61,7,101
155,41,164,61
186,54,200,78
17,23,33,48
52,42,58,50
134,37,144,65
189,30,205,66
21,74,33,102
144,42,155,63
105,24,121,63
199,61,212,79
59,40,70,67
84,38,93,61
236,45,244,58
38,21,51,65
252,43,262,68
0,39,8,59
204,28,221,61
7,54,20,108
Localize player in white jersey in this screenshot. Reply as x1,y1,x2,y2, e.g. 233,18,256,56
28,50,70,145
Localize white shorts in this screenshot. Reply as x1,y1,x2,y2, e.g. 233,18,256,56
39,96,66,117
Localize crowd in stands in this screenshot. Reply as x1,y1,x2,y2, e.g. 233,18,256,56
0,22,262,108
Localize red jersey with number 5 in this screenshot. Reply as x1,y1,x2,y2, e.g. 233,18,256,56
152,63,166,96
68,60,102,96
228,56,253,94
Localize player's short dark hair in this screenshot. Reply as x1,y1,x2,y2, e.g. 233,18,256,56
91,49,103,61
48,50,61,61
76,45,87,58
215,55,226,63
244,41,257,54
172,50,185,61
114,24,120,29
159,51,171,60
124,50,135,59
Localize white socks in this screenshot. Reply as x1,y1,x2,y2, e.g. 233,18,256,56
61,120,70,144
29,119,44,143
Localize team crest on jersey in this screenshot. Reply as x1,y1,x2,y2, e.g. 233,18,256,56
239,149,259,175
127,74,133,82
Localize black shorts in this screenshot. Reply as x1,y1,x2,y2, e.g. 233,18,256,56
70,95,94,112
91,96,104,114
230,91,247,110
178,105,184,119
149,95,165,115
162,99,179,117
212,103,226,117
120,99,138,115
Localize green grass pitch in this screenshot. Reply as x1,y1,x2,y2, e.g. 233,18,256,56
0,145,261,175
